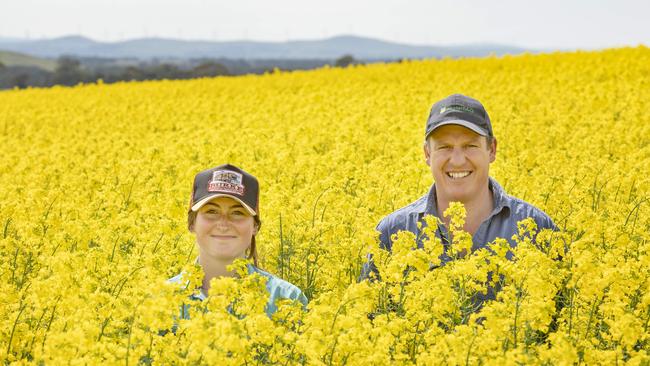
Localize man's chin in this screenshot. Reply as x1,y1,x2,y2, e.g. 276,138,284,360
440,190,471,204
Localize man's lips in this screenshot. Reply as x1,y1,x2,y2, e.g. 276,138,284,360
446,171,472,179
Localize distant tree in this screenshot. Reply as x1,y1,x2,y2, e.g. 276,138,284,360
53,56,86,86
191,61,230,77
121,66,145,81
335,54,356,67
146,63,185,80
0,61,5,70
12,73,29,88
0,66,52,89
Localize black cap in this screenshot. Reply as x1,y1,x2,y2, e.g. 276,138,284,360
424,94,493,138
190,164,259,216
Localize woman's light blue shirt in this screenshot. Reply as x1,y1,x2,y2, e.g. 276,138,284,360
168,264,308,318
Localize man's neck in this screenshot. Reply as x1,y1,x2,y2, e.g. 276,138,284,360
198,254,238,293
436,184,495,236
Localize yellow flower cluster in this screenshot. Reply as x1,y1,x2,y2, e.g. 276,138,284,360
1,46,649,365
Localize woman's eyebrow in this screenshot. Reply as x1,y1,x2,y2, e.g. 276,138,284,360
205,202,244,209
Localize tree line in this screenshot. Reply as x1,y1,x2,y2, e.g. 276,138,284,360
0,54,360,90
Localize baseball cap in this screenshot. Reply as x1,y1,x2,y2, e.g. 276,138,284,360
189,164,259,216
424,94,494,138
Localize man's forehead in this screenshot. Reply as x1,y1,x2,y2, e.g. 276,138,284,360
429,125,484,141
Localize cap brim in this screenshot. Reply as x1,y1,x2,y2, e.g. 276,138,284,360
191,193,256,215
426,120,488,137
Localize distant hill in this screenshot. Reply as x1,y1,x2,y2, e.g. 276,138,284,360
0,35,529,60
0,50,57,71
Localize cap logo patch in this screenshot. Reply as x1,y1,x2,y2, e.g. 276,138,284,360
441,104,474,114
208,170,245,195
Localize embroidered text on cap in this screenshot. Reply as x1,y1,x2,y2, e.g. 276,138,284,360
208,170,245,195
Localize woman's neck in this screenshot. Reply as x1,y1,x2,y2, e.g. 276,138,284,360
198,255,237,292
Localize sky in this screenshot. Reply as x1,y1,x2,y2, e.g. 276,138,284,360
1,0,649,50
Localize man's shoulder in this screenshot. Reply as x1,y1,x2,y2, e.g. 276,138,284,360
378,193,428,229
504,194,556,230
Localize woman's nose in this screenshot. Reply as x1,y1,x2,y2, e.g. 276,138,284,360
214,213,232,227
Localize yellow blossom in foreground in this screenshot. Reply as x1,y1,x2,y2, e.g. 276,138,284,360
1,46,649,364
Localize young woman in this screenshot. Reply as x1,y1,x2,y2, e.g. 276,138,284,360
169,164,308,317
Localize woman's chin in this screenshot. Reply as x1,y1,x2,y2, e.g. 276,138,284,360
201,250,239,263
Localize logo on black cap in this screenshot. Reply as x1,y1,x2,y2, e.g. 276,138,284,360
208,170,245,195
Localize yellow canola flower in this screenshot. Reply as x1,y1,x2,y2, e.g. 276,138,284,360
1,46,649,364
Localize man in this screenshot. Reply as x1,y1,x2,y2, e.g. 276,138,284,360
361,94,556,279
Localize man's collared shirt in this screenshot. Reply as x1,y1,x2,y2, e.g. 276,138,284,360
361,177,556,279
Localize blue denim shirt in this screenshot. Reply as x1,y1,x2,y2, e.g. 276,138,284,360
360,177,557,279
168,264,308,319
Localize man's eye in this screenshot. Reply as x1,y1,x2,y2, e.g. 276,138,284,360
231,210,245,216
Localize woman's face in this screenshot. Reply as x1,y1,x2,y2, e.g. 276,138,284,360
191,196,257,263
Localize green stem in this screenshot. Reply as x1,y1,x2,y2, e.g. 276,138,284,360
465,329,478,366
278,213,285,278
28,307,49,354
125,305,139,366
3,217,11,238
7,302,27,357
41,295,61,350
583,295,605,343
311,189,329,228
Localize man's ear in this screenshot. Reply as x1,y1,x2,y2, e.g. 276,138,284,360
489,138,497,163
423,140,431,166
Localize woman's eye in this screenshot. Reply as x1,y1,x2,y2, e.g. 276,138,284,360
231,210,245,216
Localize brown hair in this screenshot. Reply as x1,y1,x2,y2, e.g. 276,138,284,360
187,210,261,267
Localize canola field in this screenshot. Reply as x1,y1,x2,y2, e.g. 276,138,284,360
1,47,649,365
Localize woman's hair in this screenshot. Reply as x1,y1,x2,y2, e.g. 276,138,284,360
187,210,261,267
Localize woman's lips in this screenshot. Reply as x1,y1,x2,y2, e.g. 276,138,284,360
211,235,237,239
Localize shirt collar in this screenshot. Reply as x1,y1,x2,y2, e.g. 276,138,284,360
186,257,257,300
422,177,512,217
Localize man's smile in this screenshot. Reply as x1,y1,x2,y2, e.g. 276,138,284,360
446,171,472,179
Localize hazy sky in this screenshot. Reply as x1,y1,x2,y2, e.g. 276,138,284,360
1,0,648,49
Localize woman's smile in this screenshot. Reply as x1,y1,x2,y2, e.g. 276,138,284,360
210,234,237,240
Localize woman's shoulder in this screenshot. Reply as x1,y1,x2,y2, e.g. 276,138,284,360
167,273,186,285
249,265,308,304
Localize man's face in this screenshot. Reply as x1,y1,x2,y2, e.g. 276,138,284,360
424,124,496,204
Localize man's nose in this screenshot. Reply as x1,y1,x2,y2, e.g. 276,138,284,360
449,147,466,165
